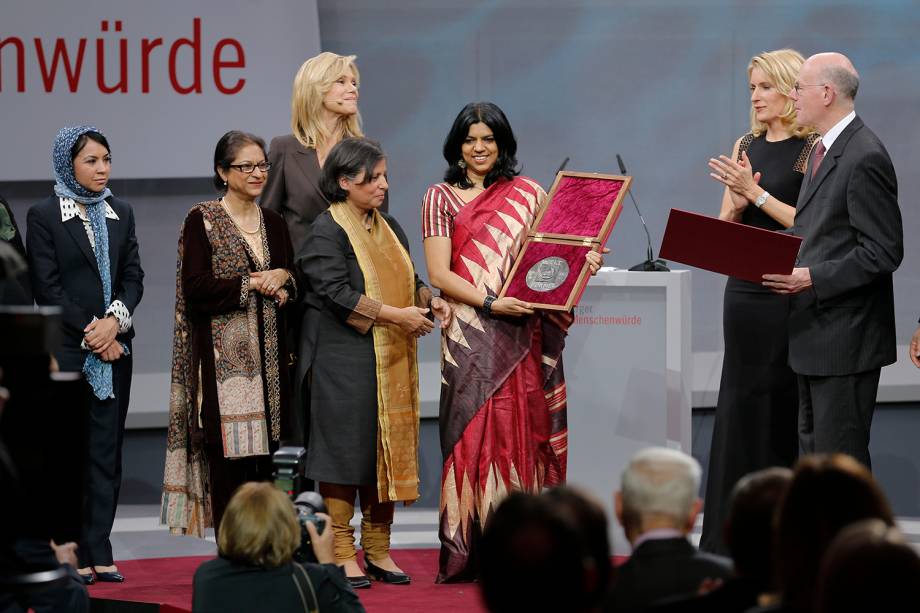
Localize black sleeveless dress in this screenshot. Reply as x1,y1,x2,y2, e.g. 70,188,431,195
699,133,818,554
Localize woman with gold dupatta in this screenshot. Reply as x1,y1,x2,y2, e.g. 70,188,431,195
299,137,451,588
422,102,604,582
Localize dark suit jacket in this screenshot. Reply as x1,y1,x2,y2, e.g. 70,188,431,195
261,134,388,254
789,115,902,376
603,537,733,613
649,576,763,613
26,195,144,372
0,194,32,303
192,556,364,613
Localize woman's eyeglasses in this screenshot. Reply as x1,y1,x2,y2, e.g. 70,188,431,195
229,162,272,174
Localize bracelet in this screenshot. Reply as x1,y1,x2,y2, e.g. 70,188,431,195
482,295,496,316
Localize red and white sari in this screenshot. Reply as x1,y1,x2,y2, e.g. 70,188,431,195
421,176,570,582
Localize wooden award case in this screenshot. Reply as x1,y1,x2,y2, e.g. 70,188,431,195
498,171,631,310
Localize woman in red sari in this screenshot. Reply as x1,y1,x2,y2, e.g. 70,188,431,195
422,102,603,582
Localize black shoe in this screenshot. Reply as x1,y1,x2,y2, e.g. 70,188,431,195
94,570,125,583
346,574,372,589
78,572,95,585
365,560,411,585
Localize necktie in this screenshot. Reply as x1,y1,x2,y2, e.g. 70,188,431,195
811,141,826,178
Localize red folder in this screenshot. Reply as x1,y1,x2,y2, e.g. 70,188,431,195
658,208,802,283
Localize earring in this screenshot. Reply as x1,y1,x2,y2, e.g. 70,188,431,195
223,181,228,186
457,160,467,169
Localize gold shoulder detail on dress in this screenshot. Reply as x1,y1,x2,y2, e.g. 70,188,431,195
736,133,755,162
794,133,822,174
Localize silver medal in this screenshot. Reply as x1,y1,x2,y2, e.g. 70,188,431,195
525,256,569,292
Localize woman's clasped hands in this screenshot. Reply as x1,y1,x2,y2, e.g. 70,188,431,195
249,269,291,306
84,315,124,362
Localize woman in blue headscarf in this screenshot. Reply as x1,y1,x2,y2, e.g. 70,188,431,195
27,125,144,584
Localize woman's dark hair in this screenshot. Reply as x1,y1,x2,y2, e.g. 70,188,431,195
212,130,267,192
70,131,110,160
725,466,792,590
775,454,895,612
319,137,385,203
442,102,519,189
480,493,590,613
815,519,920,613
542,486,613,609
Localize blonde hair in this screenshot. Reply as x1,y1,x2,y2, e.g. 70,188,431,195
748,49,815,138
290,52,363,150
217,482,300,568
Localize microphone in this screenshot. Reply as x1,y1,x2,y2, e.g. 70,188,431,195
617,154,669,272
551,156,570,184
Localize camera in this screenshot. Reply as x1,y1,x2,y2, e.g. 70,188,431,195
272,447,326,564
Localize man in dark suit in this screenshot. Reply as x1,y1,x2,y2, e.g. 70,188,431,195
603,448,732,613
763,52,903,468
650,467,793,613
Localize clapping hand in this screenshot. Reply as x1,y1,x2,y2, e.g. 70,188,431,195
709,151,762,208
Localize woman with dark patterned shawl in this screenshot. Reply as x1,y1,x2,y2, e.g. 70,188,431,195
161,131,298,537
299,137,450,588
422,102,603,582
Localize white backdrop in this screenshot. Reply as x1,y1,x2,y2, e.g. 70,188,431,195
0,0,320,180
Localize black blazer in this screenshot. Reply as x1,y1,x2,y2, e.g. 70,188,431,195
0,194,32,304
603,537,733,613
261,134,388,254
789,115,903,376
26,195,144,372
192,557,364,613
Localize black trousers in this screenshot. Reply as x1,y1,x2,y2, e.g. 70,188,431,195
203,441,274,537
797,368,881,468
79,356,132,568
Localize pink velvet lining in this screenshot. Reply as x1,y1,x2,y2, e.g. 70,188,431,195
536,176,624,237
504,241,591,306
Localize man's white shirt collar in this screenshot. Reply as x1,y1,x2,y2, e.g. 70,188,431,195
821,110,856,152
59,197,119,222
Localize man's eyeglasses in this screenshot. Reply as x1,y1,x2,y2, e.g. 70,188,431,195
793,82,826,94
229,162,272,174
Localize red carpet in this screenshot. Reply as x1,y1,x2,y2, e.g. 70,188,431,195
88,550,487,612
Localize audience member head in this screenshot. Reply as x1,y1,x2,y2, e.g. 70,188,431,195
775,454,894,611
615,447,702,544
543,485,613,607
724,467,792,590
480,492,592,613
217,482,299,569
815,519,920,613
747,49,812,137
290,51,362,150
792,52,859,133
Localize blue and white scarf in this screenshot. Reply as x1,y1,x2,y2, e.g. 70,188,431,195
52,125,120,400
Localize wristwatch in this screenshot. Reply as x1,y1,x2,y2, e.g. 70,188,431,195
482,295,496,316
754,191,770,209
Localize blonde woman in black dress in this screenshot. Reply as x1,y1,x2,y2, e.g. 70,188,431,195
700,49,820,554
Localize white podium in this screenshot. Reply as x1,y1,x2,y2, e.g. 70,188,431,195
564,269,692,554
